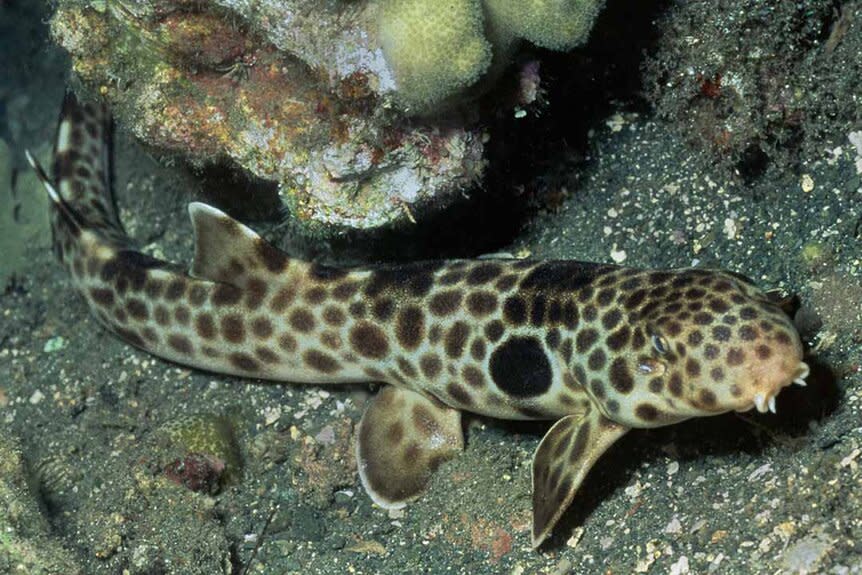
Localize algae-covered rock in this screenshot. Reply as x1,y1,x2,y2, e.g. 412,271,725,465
153,412,243,491
48,0,605,231
0,428,84,574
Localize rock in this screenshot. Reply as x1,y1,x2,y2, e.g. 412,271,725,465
48,0,605,230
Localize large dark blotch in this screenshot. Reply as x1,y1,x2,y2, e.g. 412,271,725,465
363,261,445,298
100,250,167,292
519,261,614,294
489,336,552,398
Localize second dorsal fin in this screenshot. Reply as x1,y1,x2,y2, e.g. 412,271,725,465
187,202,289,285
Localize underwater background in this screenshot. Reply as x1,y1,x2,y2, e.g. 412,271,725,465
1,1,861,573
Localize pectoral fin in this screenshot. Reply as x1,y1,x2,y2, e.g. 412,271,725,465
356,386,463,509
532,409,628,547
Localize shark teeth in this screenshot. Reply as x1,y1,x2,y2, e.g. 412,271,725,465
752,393,778,414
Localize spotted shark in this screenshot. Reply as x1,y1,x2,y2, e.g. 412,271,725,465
28,94,810,547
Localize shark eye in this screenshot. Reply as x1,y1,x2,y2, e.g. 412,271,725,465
651,334,670,355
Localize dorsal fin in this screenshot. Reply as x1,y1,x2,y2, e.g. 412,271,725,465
188,202,289,285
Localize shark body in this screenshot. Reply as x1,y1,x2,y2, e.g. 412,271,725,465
30,94,809,546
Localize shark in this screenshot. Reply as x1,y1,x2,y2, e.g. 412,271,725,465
28,93,810,547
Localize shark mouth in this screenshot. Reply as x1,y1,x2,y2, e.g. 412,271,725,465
752,362,810,414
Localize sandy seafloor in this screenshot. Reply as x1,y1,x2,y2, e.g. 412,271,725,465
1,2,861,574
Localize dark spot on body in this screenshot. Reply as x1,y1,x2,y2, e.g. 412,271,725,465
309,264,348,282
713,325,732,342
256,347,279,364
588,348,607,371
189,285,207,306
471,339,486,360
246,278,268,309
100,250,162,293
489,336,552,398
530,295,547,326
221,314,245,343
251,317,273,338
624,289,647,310
699,389,717,408
545,328,561,349
686,358,701,377
155,305,170,326
447,382,472,405
323,306,346,326
635,404,659,421
279,333,297,352
466,263,502,285
212,284,242,306
420,355,442,379
694,312,713,325
466,291,498,317
333,281,360,301
270,286,296,312
739,325,757,340
740,306,758,320
397,357,417,378
668,373,683,397
168,334,193,355
485,320,504,342
174,305,190,326
289,308,315,332
606,325,630,351
348,301,366,319
145,279,164,299
373,298,396,322
503,296,527,325
445,322,470,358
195,314,216,339
575,328,599,354
609,358,634,393
90,288,114,307
142,327,159,343
727,348,745,366
602,309,622,331
463,365,485,388
755,344,772,360
256,240,288,273
165,279,186,301
364,262,441,298
430,290,462,316
495,274,519,291
350,322,389,359
321,331,342,350
396,306,424,350
304,349,340,373
561,339,573,364
439,270,464,285
230,352,260,372
115,327,144,347
710,367,724,382
520,261,608,293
